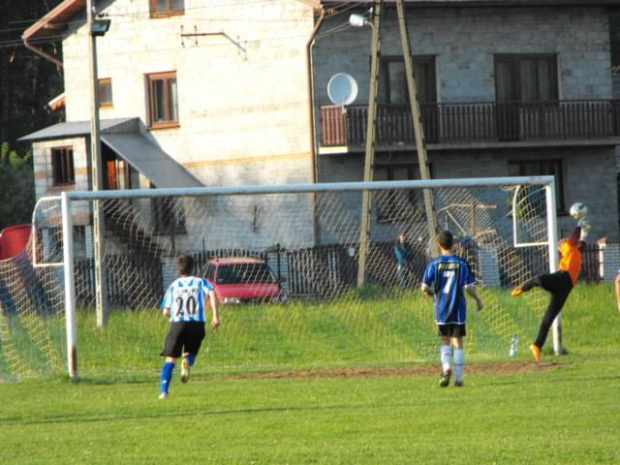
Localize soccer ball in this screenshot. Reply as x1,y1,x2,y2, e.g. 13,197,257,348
569,202,588,220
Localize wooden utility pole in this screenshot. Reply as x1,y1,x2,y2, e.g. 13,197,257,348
357,0,383,287
395,0,437,246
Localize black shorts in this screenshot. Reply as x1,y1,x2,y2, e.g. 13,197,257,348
161,321,206,358
437,324,466,338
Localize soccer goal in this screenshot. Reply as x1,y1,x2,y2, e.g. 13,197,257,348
2,176,558,381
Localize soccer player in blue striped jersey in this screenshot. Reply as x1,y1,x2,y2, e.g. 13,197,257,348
421,231,483,388
158,254,220,399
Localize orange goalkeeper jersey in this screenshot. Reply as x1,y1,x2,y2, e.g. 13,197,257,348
559,240,583,286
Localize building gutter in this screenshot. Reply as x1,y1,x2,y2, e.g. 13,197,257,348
306,8,326,185
306,7,327,246
23,38,64,68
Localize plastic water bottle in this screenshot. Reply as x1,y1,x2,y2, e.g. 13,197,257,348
509,335,519,357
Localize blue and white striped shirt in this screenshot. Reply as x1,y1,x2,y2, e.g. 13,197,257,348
422,255,476,325
161,276,214,323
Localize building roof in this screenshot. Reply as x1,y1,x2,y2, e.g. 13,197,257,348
102,133,204,188
22,0,85,42
18,118,136,141
19,118,204,189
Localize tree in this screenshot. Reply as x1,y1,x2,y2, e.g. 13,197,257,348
0,142,35,230
0,0,64,150
0,1,63,230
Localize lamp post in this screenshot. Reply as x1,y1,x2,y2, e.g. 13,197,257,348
87,0,110,327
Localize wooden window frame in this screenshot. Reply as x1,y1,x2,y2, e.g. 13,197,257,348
147,71,179,129
150,0,185,18
378,55,437,105
51,146,75,186
99,78,113,107
494,54,559,103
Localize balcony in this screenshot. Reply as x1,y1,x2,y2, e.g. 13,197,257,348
320,100,620,149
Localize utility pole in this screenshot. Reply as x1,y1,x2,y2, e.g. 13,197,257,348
395,0,437,245
357,0,383,287
87,0,109,326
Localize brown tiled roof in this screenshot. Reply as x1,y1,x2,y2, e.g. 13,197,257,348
22,0,85,42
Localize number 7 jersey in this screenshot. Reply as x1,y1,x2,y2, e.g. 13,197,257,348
422,255,476,325
161,276,214,323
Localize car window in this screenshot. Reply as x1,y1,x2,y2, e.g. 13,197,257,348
216,263,276,284
216,265,238,284
204,264,216,281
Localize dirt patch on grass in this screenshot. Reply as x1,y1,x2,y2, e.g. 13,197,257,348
229,361,561,380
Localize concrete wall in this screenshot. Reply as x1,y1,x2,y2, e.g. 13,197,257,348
315,5,618,241
313,6,612,109
60,0,316,188
319,145,618,242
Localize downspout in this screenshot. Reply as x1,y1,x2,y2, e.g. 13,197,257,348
306,7,326,185
23,37,63,68
306,7,326,246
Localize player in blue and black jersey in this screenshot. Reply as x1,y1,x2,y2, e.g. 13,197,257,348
421,231,483,388
158,254,220,399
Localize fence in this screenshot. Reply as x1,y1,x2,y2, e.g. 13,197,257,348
72,241,607,309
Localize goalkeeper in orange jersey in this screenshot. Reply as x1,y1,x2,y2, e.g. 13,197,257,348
511,218,590,362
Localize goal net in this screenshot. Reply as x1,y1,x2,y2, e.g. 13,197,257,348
1,177,557,381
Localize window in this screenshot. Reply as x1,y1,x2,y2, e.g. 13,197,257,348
374,164,428,223
51,147,75,186
378,56,437,105
99,78,113,107
150,0,184,17
508,159,565,212
495,55,558,140
495,54,558,103
147,72,179,128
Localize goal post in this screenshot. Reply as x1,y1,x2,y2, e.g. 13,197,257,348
6,175,559,381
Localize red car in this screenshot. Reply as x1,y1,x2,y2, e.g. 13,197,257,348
203,257,287,305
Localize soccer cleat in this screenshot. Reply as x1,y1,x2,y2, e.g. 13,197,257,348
529,344,542,363
439,369,452,388
180,356,190,384
454,380,464,388
511,286,523,297
158,392,168,400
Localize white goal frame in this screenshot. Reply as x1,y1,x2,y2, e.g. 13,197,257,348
58,176,559,379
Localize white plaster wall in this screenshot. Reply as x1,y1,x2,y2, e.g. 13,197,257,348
60,0,316,188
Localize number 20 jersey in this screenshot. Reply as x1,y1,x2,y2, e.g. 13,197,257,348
422,255,475,325
161,276,214,323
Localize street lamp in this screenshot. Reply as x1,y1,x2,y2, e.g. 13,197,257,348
91,14,111,37
349,13,371,28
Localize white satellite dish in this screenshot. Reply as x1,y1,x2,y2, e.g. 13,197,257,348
327,73,358,105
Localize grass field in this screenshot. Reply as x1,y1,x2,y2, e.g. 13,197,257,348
1,284,619,464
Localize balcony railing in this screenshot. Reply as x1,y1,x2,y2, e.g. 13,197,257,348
320,100,620,147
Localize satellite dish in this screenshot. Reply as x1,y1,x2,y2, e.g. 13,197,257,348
327,73,358,105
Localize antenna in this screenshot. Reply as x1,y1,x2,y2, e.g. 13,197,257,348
327,73,358,106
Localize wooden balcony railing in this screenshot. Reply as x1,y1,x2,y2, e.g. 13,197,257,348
320,100,620,147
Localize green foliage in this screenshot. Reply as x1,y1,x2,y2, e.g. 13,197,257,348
0,1,64,148
0,142,34,230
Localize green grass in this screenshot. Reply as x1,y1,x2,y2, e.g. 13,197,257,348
1,284,620,464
